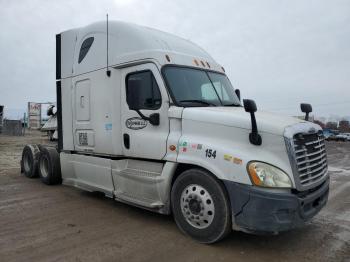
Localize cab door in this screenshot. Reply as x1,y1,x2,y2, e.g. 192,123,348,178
120,63,170,159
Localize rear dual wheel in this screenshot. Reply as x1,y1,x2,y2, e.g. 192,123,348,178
38,146,62,185
21,144,40,178
21,144,61,185
171,168,232,243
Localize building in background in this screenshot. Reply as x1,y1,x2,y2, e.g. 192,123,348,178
339,120,350,133
2,119,24,136
28,102,41,129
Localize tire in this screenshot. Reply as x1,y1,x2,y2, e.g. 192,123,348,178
38,146,62,185
21,144,40,178
171,168,232,243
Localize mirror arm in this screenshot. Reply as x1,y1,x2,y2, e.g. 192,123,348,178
249,112,262,146
135,109,149,121
135,110,159,126
305,112,309,121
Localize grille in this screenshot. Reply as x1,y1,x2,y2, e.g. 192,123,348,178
292,131,328,187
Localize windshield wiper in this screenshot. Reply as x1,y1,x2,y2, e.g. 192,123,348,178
179,100,217,106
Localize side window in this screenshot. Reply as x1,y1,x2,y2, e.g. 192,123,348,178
126,71,162,110
78,37,94,63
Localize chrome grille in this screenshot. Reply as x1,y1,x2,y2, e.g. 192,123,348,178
292,131,328,187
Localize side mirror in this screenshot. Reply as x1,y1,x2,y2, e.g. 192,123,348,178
243,99,257,113
235,89,241,101
300,103,312,121
149,113,160,126
243,99,261,146
127,79,142,110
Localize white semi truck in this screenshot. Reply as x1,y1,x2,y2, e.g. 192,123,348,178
21,21,329,243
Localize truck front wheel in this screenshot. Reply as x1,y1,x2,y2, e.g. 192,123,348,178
171,168,232,243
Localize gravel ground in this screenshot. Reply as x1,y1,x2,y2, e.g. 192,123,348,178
0,130,349,262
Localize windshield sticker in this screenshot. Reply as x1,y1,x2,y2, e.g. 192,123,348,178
126,117,147,130
197,144,203,150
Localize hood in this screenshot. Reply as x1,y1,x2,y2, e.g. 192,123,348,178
182,106,311,136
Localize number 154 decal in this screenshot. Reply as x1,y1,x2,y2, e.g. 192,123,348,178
205,149,216,159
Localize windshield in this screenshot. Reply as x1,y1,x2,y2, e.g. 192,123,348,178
162,66,241,107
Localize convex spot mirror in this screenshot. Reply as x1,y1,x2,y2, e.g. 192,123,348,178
300,103,312,121
300,103,312,114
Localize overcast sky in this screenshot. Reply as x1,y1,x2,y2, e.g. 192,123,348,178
0,0,349,119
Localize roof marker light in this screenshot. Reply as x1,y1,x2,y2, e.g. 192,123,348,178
206,62,211,68
165,55,171,62
221,66,225,72
193,59,199,66
200,61,205,67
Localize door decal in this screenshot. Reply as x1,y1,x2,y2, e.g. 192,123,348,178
125,117,147,130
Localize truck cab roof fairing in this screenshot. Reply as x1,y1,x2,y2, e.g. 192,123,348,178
59,21,223,78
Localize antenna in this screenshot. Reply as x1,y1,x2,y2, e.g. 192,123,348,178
106,14,111,77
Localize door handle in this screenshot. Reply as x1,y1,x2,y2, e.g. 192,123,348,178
123,133,130,149
80,96,85,108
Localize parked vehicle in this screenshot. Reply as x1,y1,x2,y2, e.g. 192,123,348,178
21,21,329,243
326,134,337,141
335,134,349,142
343,133,350,141
41,105,57,141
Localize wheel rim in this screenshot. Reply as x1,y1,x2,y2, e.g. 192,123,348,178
40,156,49,178
23,153,32,173
180,184,215,229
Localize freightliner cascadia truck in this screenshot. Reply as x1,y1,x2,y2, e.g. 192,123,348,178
21,21,329,243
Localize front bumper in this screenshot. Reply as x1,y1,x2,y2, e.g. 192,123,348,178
223,177,329,234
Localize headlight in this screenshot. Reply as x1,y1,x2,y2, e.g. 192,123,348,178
247,162,292,188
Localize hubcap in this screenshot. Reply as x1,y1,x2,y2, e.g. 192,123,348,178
40,156,49,178
180,184,215,229
23,153,32,173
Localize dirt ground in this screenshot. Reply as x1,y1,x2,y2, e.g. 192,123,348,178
0,130,349,262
